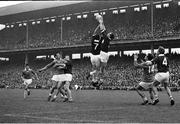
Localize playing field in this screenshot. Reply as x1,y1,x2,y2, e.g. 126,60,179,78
0,89,180,123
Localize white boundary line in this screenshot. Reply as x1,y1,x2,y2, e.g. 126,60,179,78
21,106,124,115
4,114,113,123
4,107,124,123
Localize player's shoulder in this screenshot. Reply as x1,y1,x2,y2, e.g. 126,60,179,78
143,61,151,66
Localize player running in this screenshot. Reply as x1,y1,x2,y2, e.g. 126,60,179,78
38,52,67,101
134,53,155,105
21,64,39,99
146,46,175,106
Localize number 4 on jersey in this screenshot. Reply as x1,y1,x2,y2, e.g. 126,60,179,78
162,57,167,66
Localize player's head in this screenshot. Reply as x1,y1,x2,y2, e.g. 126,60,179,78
157,46,165,55
25,64,30,70
55,52,62,59
65,55,70,61
107,32,114,41
145,53,154,61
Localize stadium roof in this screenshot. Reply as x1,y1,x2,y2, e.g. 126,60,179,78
0,0,173,24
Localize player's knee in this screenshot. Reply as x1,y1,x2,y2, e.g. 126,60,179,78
136,85,143,90
153,81,160,87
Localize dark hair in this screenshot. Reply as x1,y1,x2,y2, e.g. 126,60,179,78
109,32,114,40
158,46,165,54
147,53,154,61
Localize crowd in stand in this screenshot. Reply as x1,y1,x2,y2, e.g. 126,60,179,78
0,3,180,49
0,54,180,89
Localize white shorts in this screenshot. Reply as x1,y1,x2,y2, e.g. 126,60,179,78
23,79,32,85
65,74,73,82
51,74,67,82
100,51,109,63
155,72,169,83
90,54,100,67
139,82,153,90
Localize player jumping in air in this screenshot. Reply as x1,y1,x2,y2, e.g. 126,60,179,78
134,53,155,105
38,52,67,101
22,64,39,99
146,46,175,106
86,25,102,88
96,14,114,79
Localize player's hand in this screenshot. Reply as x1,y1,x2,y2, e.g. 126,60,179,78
95,14,103,23
38,69,43,73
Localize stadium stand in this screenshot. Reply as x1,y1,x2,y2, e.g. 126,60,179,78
0,2,180,49
0,54,180,89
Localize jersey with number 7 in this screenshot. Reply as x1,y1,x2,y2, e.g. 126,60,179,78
91,34,101,55
152,55,169,72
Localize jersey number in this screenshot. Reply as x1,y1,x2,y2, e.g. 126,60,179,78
94,40,99,50
162,58,167,66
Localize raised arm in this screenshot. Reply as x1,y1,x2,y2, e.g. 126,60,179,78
93,25,100,36
39,61,55,72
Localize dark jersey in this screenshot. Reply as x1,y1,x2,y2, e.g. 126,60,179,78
152,54,169,72
64,60,72,74
100,30,110,53
22,69,35,79
91,34,101,55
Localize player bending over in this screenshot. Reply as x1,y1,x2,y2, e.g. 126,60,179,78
38,52,67,101
22,64,39,99
146,46,175,106
134,53,155,105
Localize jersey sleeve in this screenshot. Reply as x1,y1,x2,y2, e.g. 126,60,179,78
101,29,107,37
151,57,158,64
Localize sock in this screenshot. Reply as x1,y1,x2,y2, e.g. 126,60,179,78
154,95,158,100
53,95,57,99
169,96,173,100
90,70,96,75
143,97,148,101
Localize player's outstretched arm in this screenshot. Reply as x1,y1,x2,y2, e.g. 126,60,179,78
38,61,55,72
93,25,100,36
134,54,147,68
95,14,106,32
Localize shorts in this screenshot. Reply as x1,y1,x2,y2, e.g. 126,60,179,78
100,51,109,63
23,79,32,85
65,74,73,82
90,54,101,67
155,72,169,83
139,82,153,90
51,74,67,82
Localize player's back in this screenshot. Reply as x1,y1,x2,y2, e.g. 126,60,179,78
91,34,101,55
100,30,110,52
142,65,154,83
153,55,169,72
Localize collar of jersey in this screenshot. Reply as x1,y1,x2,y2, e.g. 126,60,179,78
158,54,164,56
